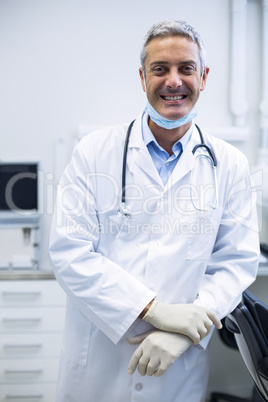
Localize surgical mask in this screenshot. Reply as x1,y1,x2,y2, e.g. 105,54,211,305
144,102,197,130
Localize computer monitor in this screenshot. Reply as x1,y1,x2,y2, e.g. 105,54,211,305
0,163,38,211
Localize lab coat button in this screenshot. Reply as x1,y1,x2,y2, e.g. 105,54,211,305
135,383,143,391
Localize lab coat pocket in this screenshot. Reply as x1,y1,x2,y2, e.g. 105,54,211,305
186,208,223,261
105,213,143,240
62,298,91,366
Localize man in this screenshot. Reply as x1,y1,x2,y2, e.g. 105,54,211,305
49,20,259,402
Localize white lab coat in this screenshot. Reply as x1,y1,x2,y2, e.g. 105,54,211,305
49,114,259,402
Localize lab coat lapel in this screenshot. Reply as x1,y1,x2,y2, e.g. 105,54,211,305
127,116,163,187
133,148,163,186
164,125,199,192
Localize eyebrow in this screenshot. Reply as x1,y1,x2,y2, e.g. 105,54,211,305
149,60,197,68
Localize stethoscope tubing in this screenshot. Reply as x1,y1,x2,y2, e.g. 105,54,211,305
122,120,135,205
120,120,218,213
193,124,217,167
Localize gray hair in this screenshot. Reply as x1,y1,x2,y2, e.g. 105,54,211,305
140,20,206,75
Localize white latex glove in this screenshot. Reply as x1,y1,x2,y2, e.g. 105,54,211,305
143,300,222,345
126,330,192,377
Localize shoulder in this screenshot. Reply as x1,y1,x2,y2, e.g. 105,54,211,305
78,123,129,154
198,129,252,195
201,129,249,167
72,123,131,171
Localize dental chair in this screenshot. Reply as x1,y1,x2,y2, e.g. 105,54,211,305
210,290,268,402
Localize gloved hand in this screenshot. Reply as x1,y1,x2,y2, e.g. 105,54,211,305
126,330,192,377
142,300,222,344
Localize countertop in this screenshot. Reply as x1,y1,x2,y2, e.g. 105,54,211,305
0,257,267,280
0,269,55,280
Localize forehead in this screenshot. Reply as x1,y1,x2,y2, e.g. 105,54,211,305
145,35,200,65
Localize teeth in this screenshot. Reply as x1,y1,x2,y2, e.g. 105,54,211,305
163,96,184,100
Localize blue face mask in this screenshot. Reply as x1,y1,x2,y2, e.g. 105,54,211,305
144,102,197,130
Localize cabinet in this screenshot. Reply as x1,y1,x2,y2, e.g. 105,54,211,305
0,278,66,402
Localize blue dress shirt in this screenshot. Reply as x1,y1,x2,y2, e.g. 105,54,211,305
142,112,193,186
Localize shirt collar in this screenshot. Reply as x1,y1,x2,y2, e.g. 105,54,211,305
142,111,193,155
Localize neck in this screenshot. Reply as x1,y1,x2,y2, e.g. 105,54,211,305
148,118,192,155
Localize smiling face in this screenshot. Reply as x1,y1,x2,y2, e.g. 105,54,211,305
139,35,209,121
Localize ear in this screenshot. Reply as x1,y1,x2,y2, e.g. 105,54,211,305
139,67,146,92
200,66,209,91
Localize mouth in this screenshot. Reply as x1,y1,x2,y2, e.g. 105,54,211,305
160,95,187,101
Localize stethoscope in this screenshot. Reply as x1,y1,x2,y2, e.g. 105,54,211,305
117,120,218,218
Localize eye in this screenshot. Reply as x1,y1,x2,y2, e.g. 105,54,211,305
180,65,196,74
152,66,167,75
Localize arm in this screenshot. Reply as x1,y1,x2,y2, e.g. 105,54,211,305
194,153,260,349
49,142,156,344
139,298,155,318
137,152,259,347
195,156,259,318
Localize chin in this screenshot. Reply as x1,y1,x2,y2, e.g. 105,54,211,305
163,113,184,121
160,107,188,121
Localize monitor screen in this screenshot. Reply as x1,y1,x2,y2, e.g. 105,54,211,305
0,163,38,211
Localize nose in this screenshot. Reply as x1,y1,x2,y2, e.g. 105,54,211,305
166,69,182,89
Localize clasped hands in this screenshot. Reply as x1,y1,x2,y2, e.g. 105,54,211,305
126,300,222,377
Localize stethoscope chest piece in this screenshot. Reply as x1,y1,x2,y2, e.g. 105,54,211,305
117,202,131,218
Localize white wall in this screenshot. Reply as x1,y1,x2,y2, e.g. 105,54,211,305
1,0,265,268
0,0,266,398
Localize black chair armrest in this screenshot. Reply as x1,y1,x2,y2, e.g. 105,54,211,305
258,357,268,382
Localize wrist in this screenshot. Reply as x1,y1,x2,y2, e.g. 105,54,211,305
139,298,155,319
